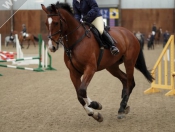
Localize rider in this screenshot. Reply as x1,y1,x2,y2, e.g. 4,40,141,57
22,24,27,39
72,0,119,55
9,30,14,41
152,23,157,37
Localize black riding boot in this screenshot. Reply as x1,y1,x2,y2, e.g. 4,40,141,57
102,31,119,55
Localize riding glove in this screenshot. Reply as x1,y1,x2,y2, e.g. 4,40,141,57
82,15,89,22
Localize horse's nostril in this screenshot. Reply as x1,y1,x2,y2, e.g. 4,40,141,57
53,46,57,52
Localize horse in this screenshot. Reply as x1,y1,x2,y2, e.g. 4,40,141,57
13,31,39,49
5,36,16,47
154,28,162,45
41,2,154,122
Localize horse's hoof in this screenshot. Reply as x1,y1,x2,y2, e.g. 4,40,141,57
124,106,130,114
97,103,102,110
88,101,102,110
117,106,130,119
117,113,125,119
92,112,103,122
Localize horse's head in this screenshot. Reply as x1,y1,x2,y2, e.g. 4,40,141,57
41,3,66,52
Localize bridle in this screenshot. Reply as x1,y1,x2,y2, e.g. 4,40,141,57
47,13,64,49
47,12,87,51
47,10,92,74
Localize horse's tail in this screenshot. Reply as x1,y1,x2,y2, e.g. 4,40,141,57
33,35,39,42
135,44,154,83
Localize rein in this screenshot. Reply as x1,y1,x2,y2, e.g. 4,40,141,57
61,23,91,74
47,13,104,74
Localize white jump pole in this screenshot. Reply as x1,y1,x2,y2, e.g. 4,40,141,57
42,41,45,68
41,41,48,68
15,34,23,59
44,41,48,68
45,45,48,68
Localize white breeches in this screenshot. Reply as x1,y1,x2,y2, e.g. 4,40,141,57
91,16,104,35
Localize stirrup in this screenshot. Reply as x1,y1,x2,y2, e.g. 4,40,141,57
110,46,119,56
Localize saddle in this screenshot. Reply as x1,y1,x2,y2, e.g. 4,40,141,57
23,32,29,39
84,22,111,49
9,36,14,41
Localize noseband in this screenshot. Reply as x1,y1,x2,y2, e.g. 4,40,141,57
47,13,63,46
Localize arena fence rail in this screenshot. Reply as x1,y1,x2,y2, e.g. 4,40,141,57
144,35,175,96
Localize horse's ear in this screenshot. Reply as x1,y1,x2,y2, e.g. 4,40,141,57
51,4,57,13
41,4,49,14
55,1,60,7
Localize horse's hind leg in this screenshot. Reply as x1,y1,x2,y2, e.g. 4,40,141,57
116,60,136,119
106,64,134,119
20,40,24,48
110,62,135,119
69,67,103,122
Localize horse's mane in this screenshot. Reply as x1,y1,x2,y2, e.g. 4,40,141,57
46,1,73,15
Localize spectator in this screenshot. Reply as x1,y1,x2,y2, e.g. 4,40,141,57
163,30,170,48
152,23,157,36
136,31,142,40
147,32,154,50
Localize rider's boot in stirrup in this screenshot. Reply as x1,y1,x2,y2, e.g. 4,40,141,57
102,31,119,55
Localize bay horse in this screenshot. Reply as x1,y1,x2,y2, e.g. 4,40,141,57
13,31,39,49
41,2,154,122
154,28,162,45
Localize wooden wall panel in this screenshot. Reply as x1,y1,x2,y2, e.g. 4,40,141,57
40,10,48,41
121,9,174,38
13,10,47,41
14,10,40,35
0,9,174,44
0,11,11,43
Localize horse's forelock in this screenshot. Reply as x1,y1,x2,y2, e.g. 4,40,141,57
46,4,56,13
56,2,73,15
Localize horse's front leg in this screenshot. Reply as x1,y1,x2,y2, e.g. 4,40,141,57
27,40,30,49
117,62,135,119
32,40,36,47
20,40,24,48
69,68,103,122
